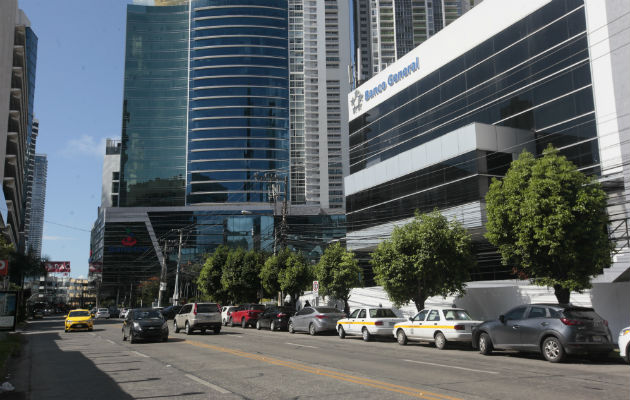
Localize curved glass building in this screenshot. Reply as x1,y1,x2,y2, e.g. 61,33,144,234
187,0,290,204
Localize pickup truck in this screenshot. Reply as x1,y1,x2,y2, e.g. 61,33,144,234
228,304,266,328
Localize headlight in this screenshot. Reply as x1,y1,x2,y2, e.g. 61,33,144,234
621,329,630,336
133,322,142,331
66,320,74,323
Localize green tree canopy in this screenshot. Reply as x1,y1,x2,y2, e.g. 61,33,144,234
259,247,291,297
371,210,475,311
278,251,312,307
221,248,265,303
485,146,611,303
315,242,362,314
196,246,230,304
138,277,159,307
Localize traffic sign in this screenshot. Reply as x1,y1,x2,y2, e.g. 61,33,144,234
312,280,319,294
0,260,7,276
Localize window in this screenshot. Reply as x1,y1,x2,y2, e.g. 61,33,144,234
504,306,526,321
369,309,397,318
427,310,441,322
527,306,547,319
348,309,360,319
413,310,429,321
358,309,367,319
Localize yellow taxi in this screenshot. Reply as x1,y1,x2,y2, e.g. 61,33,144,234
64,309,94,332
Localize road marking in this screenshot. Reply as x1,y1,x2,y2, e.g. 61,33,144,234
185,374,231,394
184,340,461,400
286,342,318,349
403,359,499,375
89,333,96,336
130,351,149,358
106,339,116,345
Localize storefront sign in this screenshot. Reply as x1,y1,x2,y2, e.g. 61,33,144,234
364,57,420,102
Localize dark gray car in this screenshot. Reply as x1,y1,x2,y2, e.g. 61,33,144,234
288,306,346,335
472,304,614,362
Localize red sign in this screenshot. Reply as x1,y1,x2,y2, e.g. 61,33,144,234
44,261,71,273
0,260,7,276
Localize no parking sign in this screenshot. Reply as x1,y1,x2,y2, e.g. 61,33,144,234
0,260,7,276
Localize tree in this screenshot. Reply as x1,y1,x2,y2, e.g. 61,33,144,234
315,242,362,314
278,251,312,307
371,210,475,311
485,146,611,303
221,248,265,303
138,277,160,306
259,247,291,298
197,246,230,303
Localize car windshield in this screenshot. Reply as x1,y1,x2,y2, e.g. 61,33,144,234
197,304,218,313
314,307,340,314
134,310,163,320
443,309,472,321
369,309,397,318
69,311,90,317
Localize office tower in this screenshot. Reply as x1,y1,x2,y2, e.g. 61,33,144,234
101,139,121,208
0,1,38,250
26,154,46,258
354,0,473,82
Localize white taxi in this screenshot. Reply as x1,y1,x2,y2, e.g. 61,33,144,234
619,326,630,364
337,307,405,341
393,308,481,349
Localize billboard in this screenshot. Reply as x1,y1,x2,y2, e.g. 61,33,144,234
43,261,71,273
0,291,17,330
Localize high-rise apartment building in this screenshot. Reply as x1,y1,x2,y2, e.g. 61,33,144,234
0,1,38,253
26,153,46,258
354,0,473,83
288,0,352,209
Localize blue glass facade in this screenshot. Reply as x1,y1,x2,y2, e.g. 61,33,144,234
119,4,189,207
187,0,290,204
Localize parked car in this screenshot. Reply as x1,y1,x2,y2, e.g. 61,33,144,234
174,302,222,335
122,308,168,343
256,306,295,331
221,306,239,326
64,309,94,332
393,308,482,348
618,326,630,364
109,308,120,318
337,307,405,341
119,308,129,319
229,304,265,328
289,306,346,336
472,304,614,363
94,308,110,319
32,309,44,319
160,305,182,320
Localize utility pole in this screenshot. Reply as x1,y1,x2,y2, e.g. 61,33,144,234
172,229,184,306
157,240,168,307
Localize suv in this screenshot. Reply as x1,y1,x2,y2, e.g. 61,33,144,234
228,304,265,328
221,306,238,326
472,304,614,362
174,302,221,335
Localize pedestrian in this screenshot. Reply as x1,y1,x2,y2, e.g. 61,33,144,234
304,300,311,307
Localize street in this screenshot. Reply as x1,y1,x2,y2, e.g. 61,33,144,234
10,316,629,399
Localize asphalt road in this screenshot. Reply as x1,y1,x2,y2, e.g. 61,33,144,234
14,316,629,399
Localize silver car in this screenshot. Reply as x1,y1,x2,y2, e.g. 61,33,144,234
174,302,222,335
288,306,346,336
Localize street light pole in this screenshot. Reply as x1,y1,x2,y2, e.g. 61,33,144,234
157,240,168,307
172,229,184,306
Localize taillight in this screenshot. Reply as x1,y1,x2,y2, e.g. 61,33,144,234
374,321,383,326
315,314,327,319
454,324,465,331
193,303,197,316
277,313,286,318
560,318,583,326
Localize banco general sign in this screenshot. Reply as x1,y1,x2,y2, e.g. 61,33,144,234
364,57,420,102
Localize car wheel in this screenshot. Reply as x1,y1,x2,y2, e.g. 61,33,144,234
434,332,447,350
185,321,191,335
229,317,234,328
174,320,180,333
200,328,206,335
338,326,345,339
478,332,493,355
222,318,227,326
270,321,276,331
130,332,136,344
162,336,168,342
64,328,68,333
256,320,261,330
242,318,248,329
362,327,371,342
624,343,630,364
213,327,220,334
396,329,407,346
88,328,93,332
288,322,295,334
309,323,317,336
542,336,565,363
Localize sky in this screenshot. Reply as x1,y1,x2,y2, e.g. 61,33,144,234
18,0,133,278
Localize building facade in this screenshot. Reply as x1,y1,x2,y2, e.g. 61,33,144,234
346,0,630,283
354,0,474,83
25,153,46,258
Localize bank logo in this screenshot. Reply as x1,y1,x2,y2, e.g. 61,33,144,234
351,90,363,113
121,229,137,247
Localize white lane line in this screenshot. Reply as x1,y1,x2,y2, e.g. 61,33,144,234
131,350,150,358
106,339,116,345
286,342,319,349
404,359,499,374
88,333,96,336
185,374,231,394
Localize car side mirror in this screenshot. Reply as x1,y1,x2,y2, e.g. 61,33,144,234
499,315,505,323
408,317,413,321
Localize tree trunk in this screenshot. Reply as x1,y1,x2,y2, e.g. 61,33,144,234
413,295,427,312
343,298,350,315
553,285,570,304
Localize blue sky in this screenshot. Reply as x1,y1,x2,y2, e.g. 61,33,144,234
18,0,132,277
